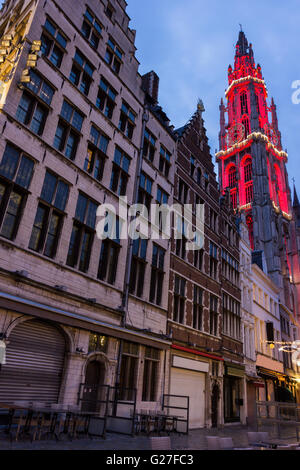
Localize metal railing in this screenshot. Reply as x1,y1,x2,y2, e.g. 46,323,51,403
255,401,300,441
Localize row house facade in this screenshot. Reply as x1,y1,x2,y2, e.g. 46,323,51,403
167,103,243,429
0,0,176,418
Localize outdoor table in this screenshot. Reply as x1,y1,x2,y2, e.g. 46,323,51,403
0,403,96,441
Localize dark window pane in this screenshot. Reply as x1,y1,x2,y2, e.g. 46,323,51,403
44,212,60,258
27,70,41,94
40,81,54,105
66,225,80,267
75,194,87,222
81,21,91,39
70,65,80,85
61,101,73,122
0,145,20,180
50,45,63,67
41,34,52,56
16,93,33,124
41,171,57,203
44,19,56,36
15,156,34,189
29,204,48,251
56,32,66,49
54,122,66,151
54,180,69,211
30,104,47,135
79,230,92,272
1,191,22,239
86,201,97,228
72,111,83,131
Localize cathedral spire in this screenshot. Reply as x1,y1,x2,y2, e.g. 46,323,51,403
236,30,249,57
293,183,300,208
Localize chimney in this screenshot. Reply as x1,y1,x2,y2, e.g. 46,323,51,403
142,71,160,104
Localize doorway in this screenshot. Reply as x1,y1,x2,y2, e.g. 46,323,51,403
211,383,220,428
82,360,105,412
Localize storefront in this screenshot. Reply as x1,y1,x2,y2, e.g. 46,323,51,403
223,363,245,423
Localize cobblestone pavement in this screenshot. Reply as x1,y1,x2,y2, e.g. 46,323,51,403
0,425,299,450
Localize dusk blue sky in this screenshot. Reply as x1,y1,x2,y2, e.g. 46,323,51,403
126,0,300,199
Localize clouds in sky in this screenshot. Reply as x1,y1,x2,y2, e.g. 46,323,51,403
127,0,300,194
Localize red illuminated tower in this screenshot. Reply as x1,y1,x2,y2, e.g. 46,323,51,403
216,30,297,320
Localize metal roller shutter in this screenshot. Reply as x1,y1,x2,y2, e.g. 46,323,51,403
0,319,66,403
170,367,206,429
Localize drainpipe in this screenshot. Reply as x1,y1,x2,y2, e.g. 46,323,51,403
114,105,150,390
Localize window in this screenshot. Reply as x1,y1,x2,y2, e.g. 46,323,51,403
16,71,54,136
137,172,152,213
69,50,94,96
129,238,147,297
118,102,136,140
105,3,114,20
53,100,84,160
156,187,168,231
81,8,102,50
143,129,156,162
88,334,107,353
29,171,69,258
178,178,188,204
149,244,165,306
210,208,218,232
242,116,250,137
244,159,252,182
222,293,241,339
110,147,130,196
194,247,204,271
98,215,121,285
222,249,239,286
231,190,237,209
209,242,218,280
41,17,67,68
240,91,248,115
105,37,123,74
173,276,186,324
66,193,98,272
84,125,109,181
190,156,196,177
245,184,253,204
228,166,237,188
119,342,139,401
175,218,187,260
159,146,171,178
0,144,34,240
142,347,159,402
210,295,218,336
193,286,203,330
96,77,117,119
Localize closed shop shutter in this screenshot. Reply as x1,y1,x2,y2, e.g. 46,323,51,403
0,319,66,403
170,367,205,429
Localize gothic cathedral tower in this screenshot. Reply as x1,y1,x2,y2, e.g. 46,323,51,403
216,30,298,325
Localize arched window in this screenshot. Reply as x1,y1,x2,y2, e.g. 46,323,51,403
242,116,250,137
274,164,288,212
228,166,237,188
240,91,248,115
244,158,252,182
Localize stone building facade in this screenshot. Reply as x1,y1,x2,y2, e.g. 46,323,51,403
0,0,176,419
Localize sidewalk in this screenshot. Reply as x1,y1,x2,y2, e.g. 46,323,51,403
0,424,299,450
